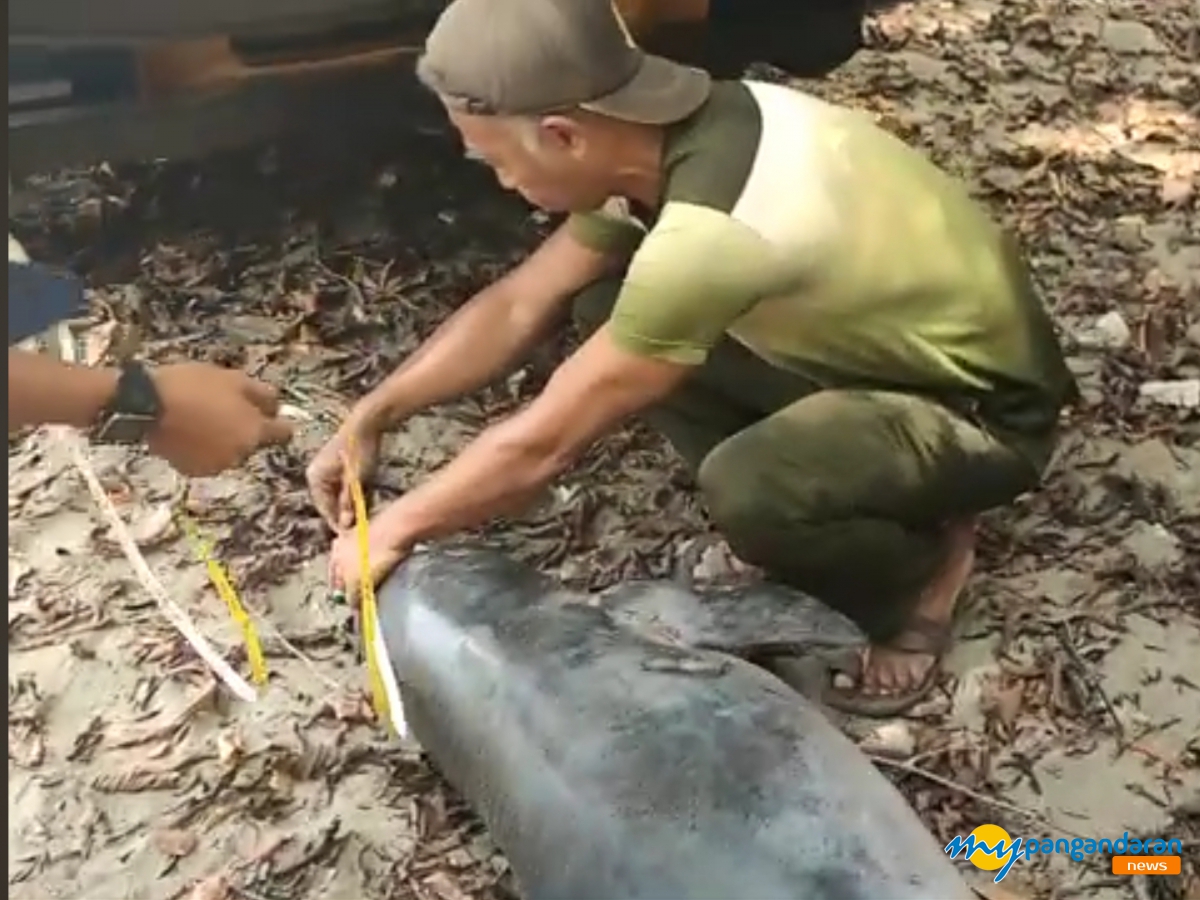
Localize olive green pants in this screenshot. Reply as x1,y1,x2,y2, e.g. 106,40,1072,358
573,281,1054,643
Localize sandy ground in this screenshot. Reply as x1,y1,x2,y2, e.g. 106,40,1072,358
8,0,1200,898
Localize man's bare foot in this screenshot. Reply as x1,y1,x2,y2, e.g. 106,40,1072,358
823,519,977,717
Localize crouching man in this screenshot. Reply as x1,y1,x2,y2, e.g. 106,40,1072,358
307,0,1077,716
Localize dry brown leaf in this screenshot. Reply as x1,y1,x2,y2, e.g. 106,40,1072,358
106,719,186,751
268,766,296,796
8,599,35,627
145,737,176,760
1161,175,1195,206
992,682,1025,730
69,716,106,763
423,871,473,900
238,833,292,866
82,321,121,365
292,291,321,315
295,322,323,349
216,728,245,765
26,732,47,767
8,556,31,599
106,682,217,750
183,477,244,518
103,479,135,507
325,690,375,725
186,875,231,900
9,729,46,768
153,827,199,859
92,769,182,793
129,504,178,548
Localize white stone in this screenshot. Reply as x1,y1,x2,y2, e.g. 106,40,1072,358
859,721,916,759
1138,379,1200,409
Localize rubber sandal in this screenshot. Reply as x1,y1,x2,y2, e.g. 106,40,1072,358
820,615,952,718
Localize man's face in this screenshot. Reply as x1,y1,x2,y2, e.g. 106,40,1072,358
446,106,613,213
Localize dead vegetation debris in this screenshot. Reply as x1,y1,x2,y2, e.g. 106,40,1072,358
7,0,1199,898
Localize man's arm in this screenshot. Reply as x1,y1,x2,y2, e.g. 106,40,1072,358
8,348,119,431
322,205,793,589
361,203,785,551
369,325,690,548
352,222,621,430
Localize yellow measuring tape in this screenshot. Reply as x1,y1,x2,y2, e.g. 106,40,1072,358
344,436,393,732
174,507,269,686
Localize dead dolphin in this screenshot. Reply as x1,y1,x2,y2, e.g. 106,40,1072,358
376,545,972,900
599,578,866,655
597,579,871,704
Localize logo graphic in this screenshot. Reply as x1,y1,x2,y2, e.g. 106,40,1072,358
946,824,1023,881
945,826,1184,883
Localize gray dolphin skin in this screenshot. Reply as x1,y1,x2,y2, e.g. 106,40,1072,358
376,545,973,900
598,578,866,656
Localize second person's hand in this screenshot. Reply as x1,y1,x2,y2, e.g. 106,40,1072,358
148,363,294,476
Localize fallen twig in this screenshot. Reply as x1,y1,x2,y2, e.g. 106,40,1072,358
9,611,117,651
259,622,343,692
867,754,1088,840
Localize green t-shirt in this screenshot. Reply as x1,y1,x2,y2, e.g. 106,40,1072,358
567,81,1077,442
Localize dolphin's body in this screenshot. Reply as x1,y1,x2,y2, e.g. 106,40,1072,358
376,546,971,900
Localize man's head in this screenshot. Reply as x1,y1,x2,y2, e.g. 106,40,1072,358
416,0,712,212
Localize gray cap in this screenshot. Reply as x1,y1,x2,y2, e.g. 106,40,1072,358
416,0,712,125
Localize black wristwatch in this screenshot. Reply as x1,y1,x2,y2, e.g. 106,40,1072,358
92,360,163,445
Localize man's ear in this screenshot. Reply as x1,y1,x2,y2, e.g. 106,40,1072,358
538,115,587,158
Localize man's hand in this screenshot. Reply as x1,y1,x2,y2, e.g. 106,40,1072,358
148,363,294,476
306,416,383,531
8,350,293,475
327,511,413,599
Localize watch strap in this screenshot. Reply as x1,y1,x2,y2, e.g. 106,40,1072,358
92,361,162,444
